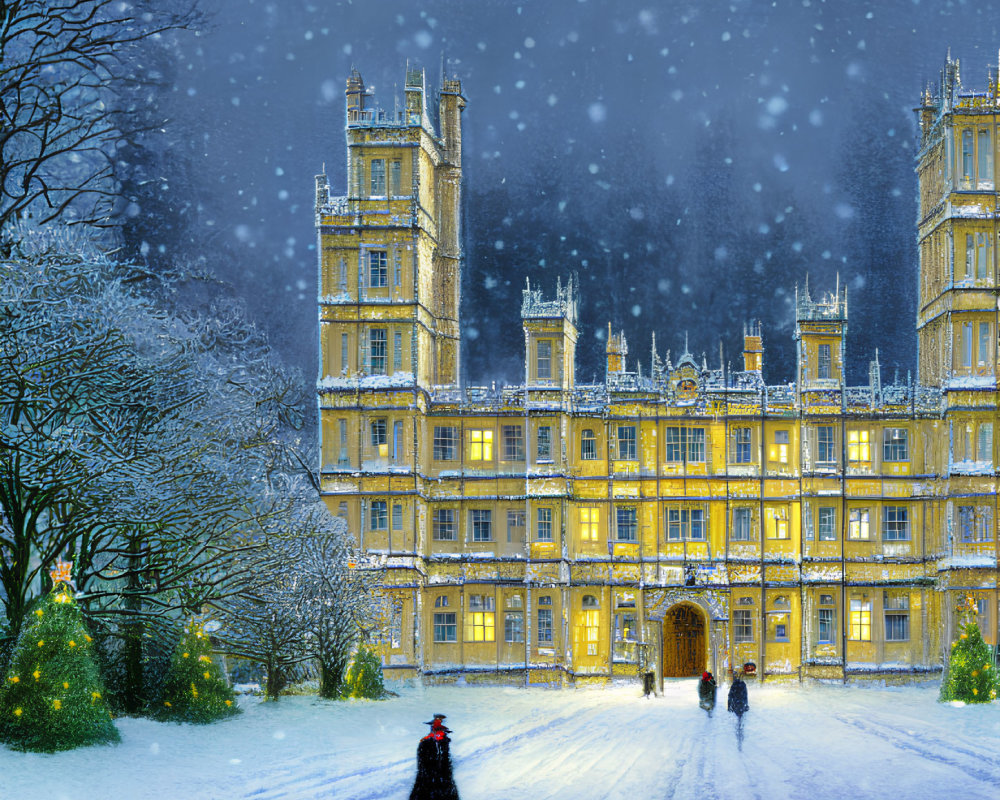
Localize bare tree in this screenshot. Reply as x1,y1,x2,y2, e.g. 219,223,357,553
0,224,305,707
0,0,198,231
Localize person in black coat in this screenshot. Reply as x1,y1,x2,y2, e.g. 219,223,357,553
727,672,749,718
409,714,460,800
697,671,717,714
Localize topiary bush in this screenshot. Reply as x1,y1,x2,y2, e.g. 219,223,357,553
154,622,239,723
344,644,386,699
0,588,119,752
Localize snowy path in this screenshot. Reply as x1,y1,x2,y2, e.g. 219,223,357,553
3,681,999,800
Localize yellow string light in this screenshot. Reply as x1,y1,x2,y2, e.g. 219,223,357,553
8,676,18,684
34,609,43,618
32,670,40,681
202,671,210,680
53,699,61,710
84,635,92,643
199,655,211,663
68,640,76,648
164,701,171,707
14,708,22,717
182,652,190,658
36,640,44,647
225,700,232,707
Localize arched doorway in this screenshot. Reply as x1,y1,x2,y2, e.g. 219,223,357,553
662,603,706,677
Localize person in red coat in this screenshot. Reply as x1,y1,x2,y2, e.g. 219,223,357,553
409,714,460,800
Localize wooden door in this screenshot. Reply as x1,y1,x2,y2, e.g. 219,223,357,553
663,604,705,677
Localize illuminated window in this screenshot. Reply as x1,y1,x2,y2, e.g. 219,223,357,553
580,428,597,460
581,595,600,656
464,595,495,642
849,598,871,641
579,507,600,542
847,430,870,464
432,509,456,541
773,430,789,463
882,428,908,462
848,508,870,540
884,593,909,642
469,429,493,461
766,506,789,540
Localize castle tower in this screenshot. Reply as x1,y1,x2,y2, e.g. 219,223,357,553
794,279,847,393
914,54,998,390
316,66,465,392
521,277,578,391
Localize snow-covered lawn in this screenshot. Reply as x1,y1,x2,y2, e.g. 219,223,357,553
4,680,1000,800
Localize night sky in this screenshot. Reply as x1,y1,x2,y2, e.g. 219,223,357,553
142,0,1000,391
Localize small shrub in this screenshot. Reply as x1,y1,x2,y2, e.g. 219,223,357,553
344,644,386,699
155,623,239,723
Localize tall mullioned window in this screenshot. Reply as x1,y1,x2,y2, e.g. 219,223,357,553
536,340,552,380
581,429,597,460
817,343,831,379
733,427,752,464
368,250,388,287
617,425,636,460
369,329,387,374
616,507,637,542
882,428,908,462
369,158,386,195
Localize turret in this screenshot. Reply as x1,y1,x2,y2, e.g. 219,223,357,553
794,278,847,391
742,322,763,374
522,277,578,390
606,324,627,376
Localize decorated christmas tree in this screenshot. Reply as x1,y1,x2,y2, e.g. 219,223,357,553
0,561,119,752
155,620,238,723
344,643,386,699
940,594,998,704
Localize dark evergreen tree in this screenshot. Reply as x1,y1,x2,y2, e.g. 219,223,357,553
0,574,118,752
155,622,238,723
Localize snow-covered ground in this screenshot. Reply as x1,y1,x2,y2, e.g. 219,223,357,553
4,680,1000,800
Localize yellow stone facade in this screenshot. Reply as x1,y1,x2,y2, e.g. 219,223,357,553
316,61,998,687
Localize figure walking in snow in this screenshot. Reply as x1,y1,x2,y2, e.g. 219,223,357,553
697,671,717,714
409,713,460,800
727,671,749,717
727,671,750,751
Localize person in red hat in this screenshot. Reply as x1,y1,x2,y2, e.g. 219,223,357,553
409,713,460,800
697,670,717,714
